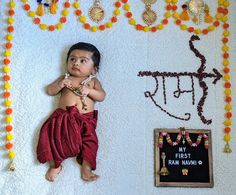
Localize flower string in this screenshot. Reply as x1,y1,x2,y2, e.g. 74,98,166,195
158,130,209,149
3,0,16,171
73,0,121,32
21,0,71,31
173,0,227,35
121,0,172,32
219,0,232,153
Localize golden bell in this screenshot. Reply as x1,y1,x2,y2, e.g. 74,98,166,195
159,152,170,176
224,142,232,153
7,161,15,171
160,167,169,176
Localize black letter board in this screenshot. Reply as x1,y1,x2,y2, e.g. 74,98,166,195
154,128,213,187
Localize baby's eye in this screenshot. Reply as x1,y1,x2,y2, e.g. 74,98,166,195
80,59,87,63
70,57,76,62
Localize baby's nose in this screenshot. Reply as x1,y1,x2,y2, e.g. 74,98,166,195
74,59,80,66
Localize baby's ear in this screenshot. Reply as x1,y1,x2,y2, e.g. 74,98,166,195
93,67,98,74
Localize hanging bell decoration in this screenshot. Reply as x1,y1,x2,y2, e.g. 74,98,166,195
224,142,232,153
180,4,190,21
204,4,213,23
7,160,15,171
36,1,45,16
50,0,58,14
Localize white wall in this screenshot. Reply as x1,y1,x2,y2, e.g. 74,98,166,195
0,1,236,195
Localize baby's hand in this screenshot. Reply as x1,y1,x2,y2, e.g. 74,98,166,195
78,85,91,96
58,78,73,89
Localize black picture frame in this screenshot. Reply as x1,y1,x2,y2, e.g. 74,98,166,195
154,128,214,188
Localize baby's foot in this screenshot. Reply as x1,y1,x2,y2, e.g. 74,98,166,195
81,166,99,182
45,166,62,182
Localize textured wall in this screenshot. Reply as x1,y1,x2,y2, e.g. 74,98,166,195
0,1,236,195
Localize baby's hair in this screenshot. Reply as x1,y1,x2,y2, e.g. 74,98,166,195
66,42,101,72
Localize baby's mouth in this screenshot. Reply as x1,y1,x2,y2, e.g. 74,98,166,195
72,66,80,71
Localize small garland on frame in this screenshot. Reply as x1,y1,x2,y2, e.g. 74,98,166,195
158,129,209,149
2,0,16,171
21,0,71,31
173,0,229,35
121,0,174,32
73,0,121,32
219,0,232,153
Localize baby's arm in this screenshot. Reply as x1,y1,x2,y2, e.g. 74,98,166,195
80,78,106,102
46,76,72,96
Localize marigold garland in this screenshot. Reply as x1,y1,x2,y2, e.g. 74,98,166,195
158,130,209,149
73,0,121,32
173,0,227,35
122,0,172,32
12,0,232,154
220,0,232,153
21,0,71,31
3,0,16,171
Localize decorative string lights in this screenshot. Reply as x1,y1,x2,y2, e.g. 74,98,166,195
3,0,16,171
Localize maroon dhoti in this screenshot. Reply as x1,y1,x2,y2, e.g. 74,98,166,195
37,106,98,170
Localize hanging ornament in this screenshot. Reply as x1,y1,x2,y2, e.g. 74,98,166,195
188,0,205,24
89,0,105,23
204,4,213,23
50,0,58,14
142,0,157,26
36,0,44,16
180,4,190,21
44,0,50,14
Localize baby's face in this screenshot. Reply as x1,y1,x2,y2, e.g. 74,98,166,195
67,49,95,77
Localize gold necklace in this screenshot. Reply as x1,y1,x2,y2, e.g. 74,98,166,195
142,0,157,26
89,0,105,23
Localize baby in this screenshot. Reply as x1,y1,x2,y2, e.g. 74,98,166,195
37,42,106,182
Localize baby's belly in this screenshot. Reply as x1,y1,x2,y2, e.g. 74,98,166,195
58,90,95,113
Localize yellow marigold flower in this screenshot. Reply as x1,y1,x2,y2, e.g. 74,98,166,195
224,119,232,126
28,11,35,17
6,133,13,140
4,83,11,90
40,24,47,30
91,26,98,32
56,23,63,29
129,18,136,25
123,4,130,11
5,100,12,107
62,9,69,16
143,26,149,32
73,2,80,8
180,24,187,30
114,9,121,16
157,24,164,30
6,116,13,123
79,16,86,23
8,151,15,159
106,22,113,28
224,134,231,142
